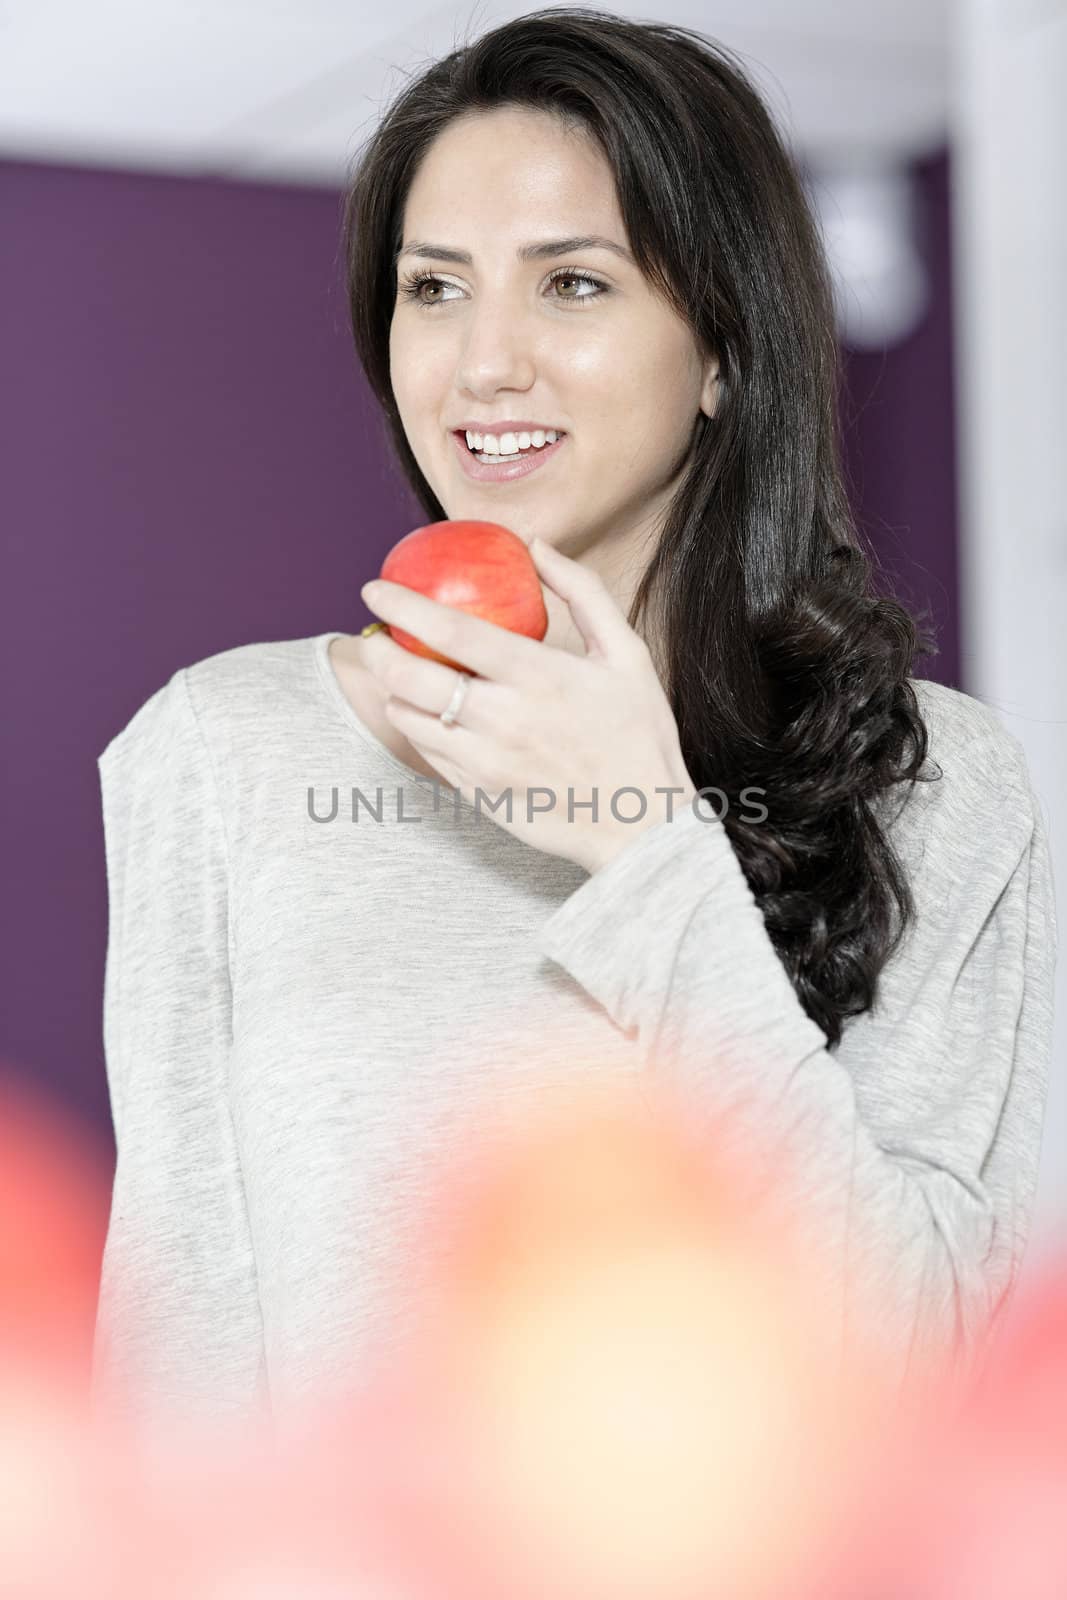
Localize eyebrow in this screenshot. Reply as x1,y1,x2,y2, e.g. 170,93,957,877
395,235,634,267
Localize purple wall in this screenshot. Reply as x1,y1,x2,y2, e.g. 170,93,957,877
0,149,958,1157
839,149,960,690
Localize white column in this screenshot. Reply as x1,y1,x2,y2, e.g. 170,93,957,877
950,0,1067,1276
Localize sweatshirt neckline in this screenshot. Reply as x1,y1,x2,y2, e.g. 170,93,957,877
313,631,458,790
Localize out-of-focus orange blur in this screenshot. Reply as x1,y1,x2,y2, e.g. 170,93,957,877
2,1062,1065,1599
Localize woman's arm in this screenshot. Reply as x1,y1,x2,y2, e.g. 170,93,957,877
536,722,1057,1392
92,667,269,1464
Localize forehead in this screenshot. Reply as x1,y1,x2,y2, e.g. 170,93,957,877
403,108,619,231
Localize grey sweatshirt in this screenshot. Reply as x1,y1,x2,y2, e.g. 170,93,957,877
91,631,1058,1459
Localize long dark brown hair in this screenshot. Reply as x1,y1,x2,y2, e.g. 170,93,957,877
339,5,942,1049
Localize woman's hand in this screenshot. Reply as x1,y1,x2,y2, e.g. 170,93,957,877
358,537,698,875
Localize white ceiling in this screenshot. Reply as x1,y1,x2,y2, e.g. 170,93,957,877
0,0,951,188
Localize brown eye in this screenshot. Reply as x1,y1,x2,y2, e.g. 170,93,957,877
550,271,606,305
399,272,451,305
399,268,608,309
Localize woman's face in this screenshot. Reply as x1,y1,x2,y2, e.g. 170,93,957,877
389,106,719,571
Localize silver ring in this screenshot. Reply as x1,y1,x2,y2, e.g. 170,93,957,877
439,671,471,727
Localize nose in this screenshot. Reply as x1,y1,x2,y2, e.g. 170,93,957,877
454,293,544,393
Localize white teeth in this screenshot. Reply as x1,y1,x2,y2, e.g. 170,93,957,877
465,428,560,454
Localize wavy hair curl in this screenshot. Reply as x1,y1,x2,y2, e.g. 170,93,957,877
340,5,942,1049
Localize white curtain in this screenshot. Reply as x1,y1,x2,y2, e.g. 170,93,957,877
950,0,1067,1273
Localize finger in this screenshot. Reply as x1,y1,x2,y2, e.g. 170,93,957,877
361,579,541,685
528,538,642,661
361,624,486,722
382,695,484,783
362,628,520,747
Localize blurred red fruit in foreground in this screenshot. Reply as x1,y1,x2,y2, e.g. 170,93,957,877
829,1264,1067,1600
0,1067,117,1593
0,1068,110,1385
357,1077,891,1600
4,1052,1064,1600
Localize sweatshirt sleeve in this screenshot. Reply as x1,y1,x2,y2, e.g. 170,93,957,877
92,666,270,1460
535,742,1057,1393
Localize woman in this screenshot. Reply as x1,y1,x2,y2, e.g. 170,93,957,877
92,8,1057,1458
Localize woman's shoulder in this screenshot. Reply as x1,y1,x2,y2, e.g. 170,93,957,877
907,675,1038,807
184,632,317,687
879,677,1044,874
99,635,321,765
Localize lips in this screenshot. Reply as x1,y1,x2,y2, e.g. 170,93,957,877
451,426,568,483
451,422,567,438
453,429,566,451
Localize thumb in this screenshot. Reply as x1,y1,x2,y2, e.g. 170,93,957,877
529,537,636,661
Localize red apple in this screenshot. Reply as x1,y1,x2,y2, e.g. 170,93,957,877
374,520,548,673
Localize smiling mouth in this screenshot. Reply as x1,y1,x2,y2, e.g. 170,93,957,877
454,430,567,460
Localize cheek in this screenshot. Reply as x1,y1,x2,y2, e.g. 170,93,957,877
388,320,430,397
605,427,675,484
589,342,696,451
630,381,705,479
391,338,453,428
388,333,416,412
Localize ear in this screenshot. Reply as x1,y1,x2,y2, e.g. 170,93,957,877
700,354,721,421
